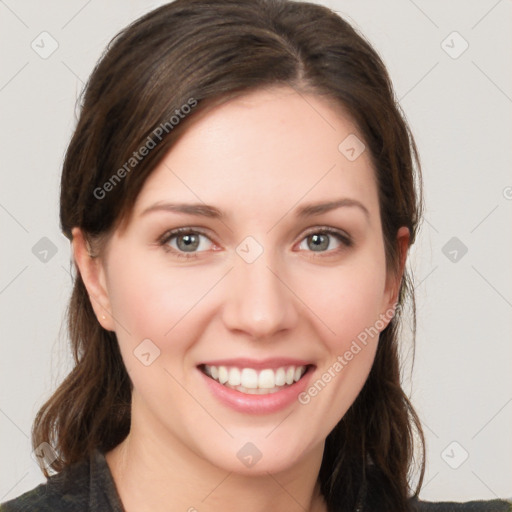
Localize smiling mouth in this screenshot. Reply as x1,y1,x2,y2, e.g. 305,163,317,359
198,364,314,395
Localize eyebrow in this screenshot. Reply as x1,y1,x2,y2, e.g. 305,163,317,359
140,198,369,220
140,202,224,219
295,198,369,219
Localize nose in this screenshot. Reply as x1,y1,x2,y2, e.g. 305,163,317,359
221,249,299,340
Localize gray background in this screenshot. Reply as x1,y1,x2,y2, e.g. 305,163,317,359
1,0,511,503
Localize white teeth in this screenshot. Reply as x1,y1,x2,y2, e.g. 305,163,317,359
218,366,229,384
240,368,258,389
202,364,308,394
275,367,286,386
258,369,275,389
228,367,241,386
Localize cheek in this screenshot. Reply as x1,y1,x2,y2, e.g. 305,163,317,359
105,256,215,405
105,253,224,379
296,251,388,348
293,254,387,428
107,253,212,335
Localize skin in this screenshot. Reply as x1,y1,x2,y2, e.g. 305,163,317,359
72,86,409,512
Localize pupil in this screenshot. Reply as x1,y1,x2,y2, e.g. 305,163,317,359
178,234,199,252
310,234,328,251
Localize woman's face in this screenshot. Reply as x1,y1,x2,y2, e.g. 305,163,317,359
76,86,406,475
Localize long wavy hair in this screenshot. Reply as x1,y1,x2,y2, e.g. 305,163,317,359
33,1,425,510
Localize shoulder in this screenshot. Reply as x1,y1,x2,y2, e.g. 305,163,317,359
0,478,84,511
411,496,512,512
365,469,512,512
364,469,512,511
0,449,118,512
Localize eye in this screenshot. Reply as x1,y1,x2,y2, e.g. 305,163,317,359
158,228,214,259
297,227,353,254
157,226,352,260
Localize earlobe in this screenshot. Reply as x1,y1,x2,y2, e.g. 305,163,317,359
71,227,114,331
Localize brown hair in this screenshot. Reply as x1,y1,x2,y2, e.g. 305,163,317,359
33,0,425,510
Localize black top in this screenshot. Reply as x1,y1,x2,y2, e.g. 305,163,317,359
0,449,510,511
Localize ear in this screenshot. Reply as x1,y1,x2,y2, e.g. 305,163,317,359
380,226,410,326
71,227,115,331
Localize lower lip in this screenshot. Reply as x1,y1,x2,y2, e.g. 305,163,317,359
198,366,314,414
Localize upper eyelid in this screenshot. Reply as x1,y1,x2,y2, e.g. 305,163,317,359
159,227,215,245
301,225,351,239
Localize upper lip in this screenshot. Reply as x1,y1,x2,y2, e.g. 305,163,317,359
197,357,314,370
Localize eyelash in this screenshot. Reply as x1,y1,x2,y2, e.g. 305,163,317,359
157,226,353,260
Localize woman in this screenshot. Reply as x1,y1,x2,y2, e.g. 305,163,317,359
1,0,510,511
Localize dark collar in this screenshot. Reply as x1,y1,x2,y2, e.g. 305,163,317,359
88,448,125,511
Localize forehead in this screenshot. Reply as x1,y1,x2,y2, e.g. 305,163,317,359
132,86,379,224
